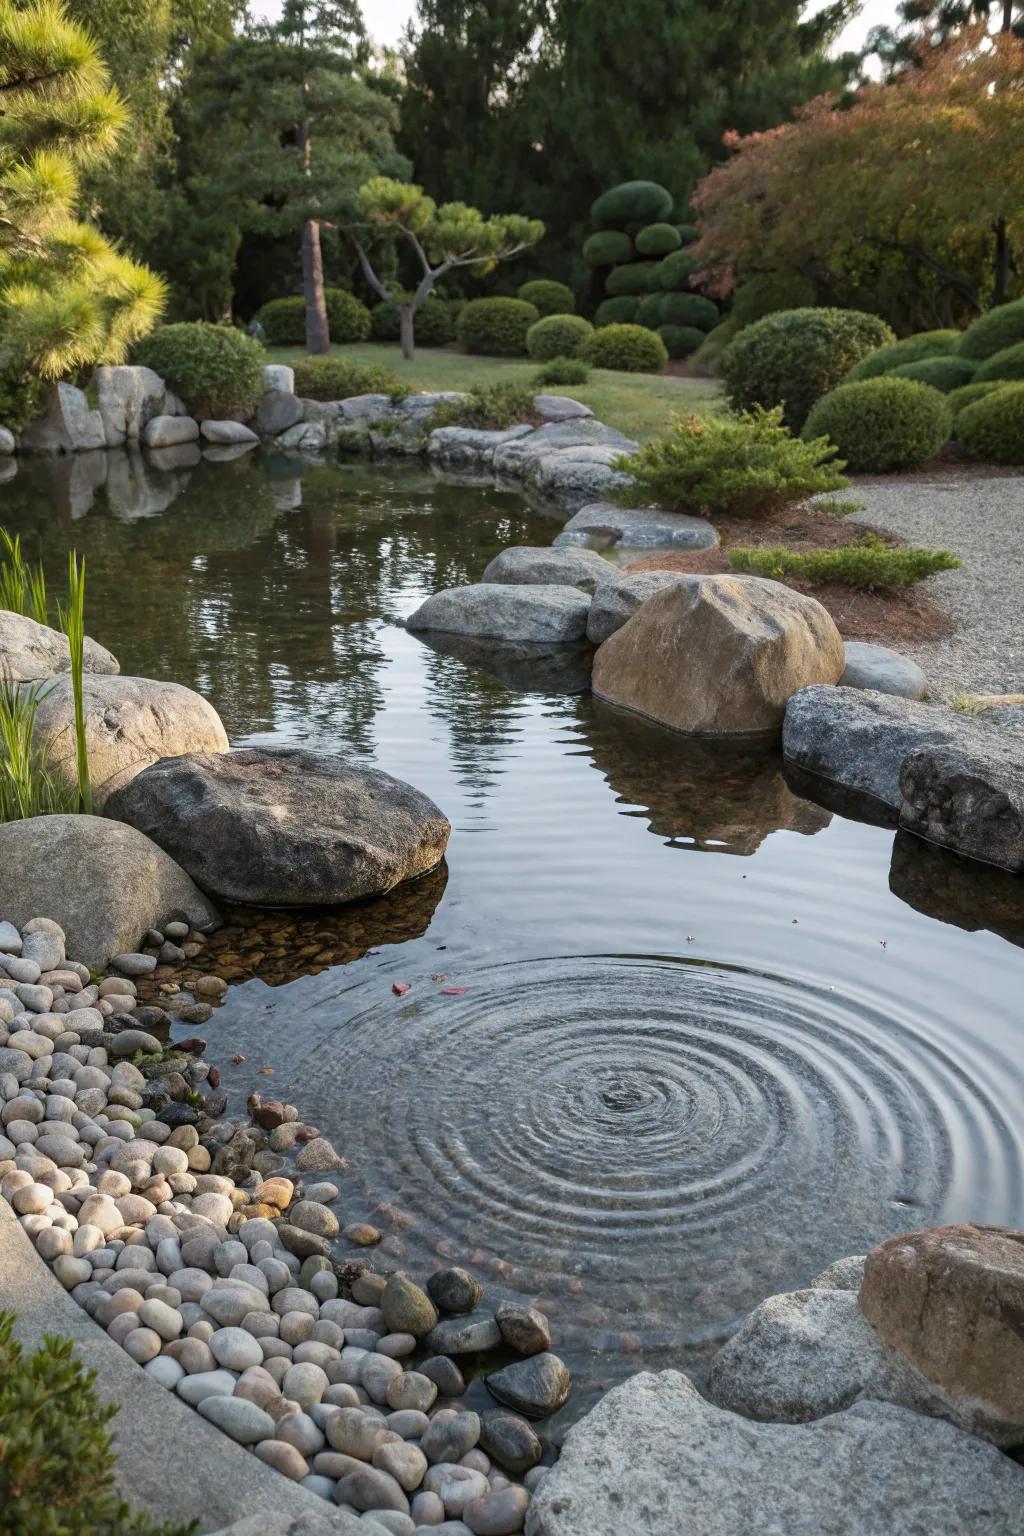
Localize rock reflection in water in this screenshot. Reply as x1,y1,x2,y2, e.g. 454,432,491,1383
890,831,1024,950
411,629,595,695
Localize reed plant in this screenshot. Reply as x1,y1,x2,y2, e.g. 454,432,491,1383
0,530,48,623
0,676,75,821
58,552,92,814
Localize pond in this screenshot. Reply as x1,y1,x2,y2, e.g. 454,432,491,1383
6,446,1024,1425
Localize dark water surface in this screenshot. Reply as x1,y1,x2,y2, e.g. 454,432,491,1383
7,448,1024,1421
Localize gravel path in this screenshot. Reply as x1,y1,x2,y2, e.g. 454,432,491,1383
848,472,1024,700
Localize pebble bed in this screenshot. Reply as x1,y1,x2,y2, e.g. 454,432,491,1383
0,914,571,1536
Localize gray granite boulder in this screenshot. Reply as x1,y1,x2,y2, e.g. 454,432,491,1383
900,736,1024,871
427,424,534,471
810,1254,867,1291
526,1370,1024,1536
841,641,928,699
481,545,613,595
256,391,304,436
104,747,451,907
533,394,593,422
262,364,294,394
554,501,718,552
93,366,167,447
275,420,328,454
21,383,106,455
0,426,15,456
586,570,687,644
0,815,216,968
0,612,118,683
142,415,199,449
407,583,590,643
200,420,259,445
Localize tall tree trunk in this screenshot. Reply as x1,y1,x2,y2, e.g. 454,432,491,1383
399,304,416,362
994,219,1011,306
303,218,330,354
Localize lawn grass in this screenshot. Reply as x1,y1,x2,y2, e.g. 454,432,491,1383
265,341,723,442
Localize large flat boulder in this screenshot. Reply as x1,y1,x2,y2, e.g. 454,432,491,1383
586,569,687,644
0,612,118,683
29,674,228,809
104,747,451,907
554,501,718,552
142,415,199,449
427,424,534,470
481,545,613,595
900,738,1024,871
525,1370,1024,1536
593,575,844,736
406,583,590,643
0,815,216,968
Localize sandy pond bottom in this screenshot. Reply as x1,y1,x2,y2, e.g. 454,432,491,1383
8,448,1024,1427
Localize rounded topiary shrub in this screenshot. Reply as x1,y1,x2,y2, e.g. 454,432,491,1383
582,230,632,267
457,296,539,355
888,355,976,392
584,323,668,372
369,293,458,346
947,379,1008,419
132,322,264,419
526,313,594,360
660,292,719,331
534,355,591,387
253,296,306,346
605,262,663,297
975,340,1024,384
635,223,681,256
658,251,699,291
729,271,817,331
847,329,961,382
591,180,673,228
720,307,895,432
658,324,705,359
675,222,699,245
635,294,666,329
595,296,640,326
803,377,952,473
518,279,575,316
324,288,371,343
958,299,1024,361
955,383,1024,463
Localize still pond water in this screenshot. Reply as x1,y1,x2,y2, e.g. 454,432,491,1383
6,447,1024,1422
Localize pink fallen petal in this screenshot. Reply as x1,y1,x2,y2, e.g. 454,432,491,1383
442,987,469,995
392,982,411,996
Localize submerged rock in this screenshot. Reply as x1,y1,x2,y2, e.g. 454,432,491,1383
407,583,590,644
485,1352,571,1418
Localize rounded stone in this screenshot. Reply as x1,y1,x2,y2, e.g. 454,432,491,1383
386,1371,438,1413
484,1353,571,1419
479,1408,542,1474
463,1486,530,1535
283,1361,330,1409
336,1465,410,1515
427,1268,483,1317
197,1395,276,1444
254,1439,310,1479
124,1327,163,1364
495,1303,550,1357
210,1326,264,1370
422,1411,481,1465
373,1437,429,1492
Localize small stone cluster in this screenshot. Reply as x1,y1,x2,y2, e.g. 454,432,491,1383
0,914,572,1536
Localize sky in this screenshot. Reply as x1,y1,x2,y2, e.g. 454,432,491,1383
249,0,900,54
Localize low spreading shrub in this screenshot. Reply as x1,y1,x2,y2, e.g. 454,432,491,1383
583,323,668,372
720,307,895,432
605,262,663,297
369,295,460,346
612,406,847,518
533,355,591,387
660,292,718,331
635,223,681,256
729,535,960,589
518,279,575,316
802,377,952,472
594,296,640,326
583,230,632,267
456,297,539,355
958,298,1024,361
974,341,1024,384
526,314,594,361
947,380,1008,418
292,356,405,402
955,382,1024,464
132,322,264,419
658,250,699,291
658,324,705,359
846,329,960,381
430,382,536,430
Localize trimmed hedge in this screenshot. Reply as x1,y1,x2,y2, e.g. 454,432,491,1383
635,294,667,329
534,355,591,387
526,314,594,360
518,279,575,316
605,262,663,297
635,223,681,256
947,380,1008,419
255,289,370,346
583,230,632,267
803,376,951,473
888,356,976,393
325,289,372,343
720,307,895,432
595,296,640,326
293,356,405,401
591,180,673,227
975,341,1024,384
457,297,539,355
675,222,700,245
369,295,461,346
132,322,264,419
955,382,1024,464
658,324,705,359
730,537,960,589
658,251,699,291
583,323,667,372
958,298,1024,361
846,329,960,382
660,292,718,331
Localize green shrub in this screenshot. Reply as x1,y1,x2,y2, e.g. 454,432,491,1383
975,341,1024,384
583,230,632,267
605,262,663,297
635,294,666,329
430,382,536,430
958,298,1024,361
720,307,895,432
293,356,406,401
658,251,699,291
955,382,1024,464
689,319,739,376
526,313,594,360
635,223,681,256
660,292,718,331
456,297,539,355
730,272,817,332
253,295,305,345
846,329,960,381
518,279,575,316
947,380,1008,418
369,295,459,346
591,180,673,227
888,356,976,392
802,377,951,473
324,289,371,343
658,325,705,359
675,222,700,245
595,296,640,326
534,355,591,387
613,406,847,517
584,323,668,372
0,1311,195,1536
729,535,960,589
0,363,46,436
132,322,264,419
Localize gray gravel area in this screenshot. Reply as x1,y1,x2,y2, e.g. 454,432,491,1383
847,472,1024,701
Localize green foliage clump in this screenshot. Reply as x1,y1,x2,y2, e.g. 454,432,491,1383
803,377,952,473
729,536,960,589
591,180,673,228
635,294,666,329
888,356,976,392
325,289,372,343
955,383,1024,464
675,223,700,245
958,299,1024,361
660,292,718,331
533,356,591,387
658,325,705,359
846,329,960,382
584,324,668,373
613,407,847,517
526,314,594,360
605,262,663,297
430,382,536,430
293,357,406,402
369,295,460,346
658,251,700,291
729,272,817,332
132,323,264,419
635,223,681,256
595,296,640,326
0,366,46,437
457,297,539,355
721,307,895,432
255,291,369,346
0,1311,196,1536
975,341,1024,384
582,231,632,267
947,380,1008,419
518,280,575,316
689,320,740,376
